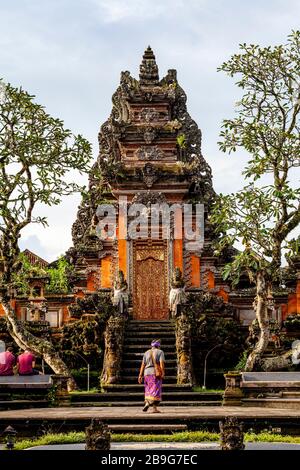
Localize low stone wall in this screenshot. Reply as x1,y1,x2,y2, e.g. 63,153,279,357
223,371,300,408
0,374,71,409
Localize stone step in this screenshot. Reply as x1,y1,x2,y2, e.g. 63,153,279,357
121,368,176,376
122,360,177,369
123,344,176,351
242,398,300,409
120,376,178,383
71,401,221,408
126,330,175,335
128,325,174,331
108,424,187,433
124,336,176,349
72,391,207,402
126,331,175,337
282,392,300,397
0,400,48,410
102,384,192,393
123,352,177,359
129,321,174,324
71,390,211,406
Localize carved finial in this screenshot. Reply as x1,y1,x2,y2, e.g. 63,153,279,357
139,46,159,86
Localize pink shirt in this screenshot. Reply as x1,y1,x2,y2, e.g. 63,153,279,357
0,351,16,376
17,352,35,375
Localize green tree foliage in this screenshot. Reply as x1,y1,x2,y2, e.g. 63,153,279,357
46,257,74,294
0,81,92,289
211,31,300,371
0,80,92,387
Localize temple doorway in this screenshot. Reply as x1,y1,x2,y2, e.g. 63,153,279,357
132,240,169,320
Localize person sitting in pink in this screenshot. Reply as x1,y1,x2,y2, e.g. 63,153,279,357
0,347,16,376
17,349,39,376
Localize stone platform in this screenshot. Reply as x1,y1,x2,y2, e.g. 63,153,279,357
1,406,300,436
0,375,52,389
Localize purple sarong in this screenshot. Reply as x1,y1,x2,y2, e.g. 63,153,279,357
144,374,162,403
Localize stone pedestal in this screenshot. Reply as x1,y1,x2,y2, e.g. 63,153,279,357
85,419,111,450
222,371,244,406
51,375,71,406
219,417,245,450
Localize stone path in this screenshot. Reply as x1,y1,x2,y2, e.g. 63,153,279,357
0,406,300,420
26,442,300,450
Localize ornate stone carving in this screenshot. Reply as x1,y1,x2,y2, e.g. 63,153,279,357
139,108,160,122
101,312,126,385
139,46,159,86
131,191,167,206
140,163,158,188
169,268,186,315
112,270,128,314
135,145,164,161
175,309,193,385
26,300,48,322
143,126,157,144
85,419,111,451
219,417,245,451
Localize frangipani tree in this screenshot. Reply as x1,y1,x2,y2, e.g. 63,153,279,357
211,31,300,371
0,81,92,389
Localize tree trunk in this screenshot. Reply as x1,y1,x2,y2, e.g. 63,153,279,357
2,298,76,391
245,271,270,371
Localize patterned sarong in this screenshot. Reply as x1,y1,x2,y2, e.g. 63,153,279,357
144,374,162,403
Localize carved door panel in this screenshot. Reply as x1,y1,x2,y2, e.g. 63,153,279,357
133,244,169,320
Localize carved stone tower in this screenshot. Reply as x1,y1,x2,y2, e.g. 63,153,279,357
71,47,231,320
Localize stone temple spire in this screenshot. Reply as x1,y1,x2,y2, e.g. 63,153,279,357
139,46,159,86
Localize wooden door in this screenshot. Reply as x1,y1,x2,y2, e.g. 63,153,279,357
133,242,169,320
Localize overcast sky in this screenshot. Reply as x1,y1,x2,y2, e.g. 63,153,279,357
1,0,299,261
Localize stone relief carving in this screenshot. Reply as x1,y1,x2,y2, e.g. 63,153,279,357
143,127,157,144
169,267,186,315
135,146,164,161
139,163,158,188
219,417,245,451
85,419,111,451
112,270,128,314
131,191,167,206
139,107,159,122
139,46,159,86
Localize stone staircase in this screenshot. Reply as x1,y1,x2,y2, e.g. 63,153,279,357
71,320,222,409
120,319,177,385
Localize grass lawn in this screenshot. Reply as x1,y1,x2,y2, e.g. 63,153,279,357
11,430,300,450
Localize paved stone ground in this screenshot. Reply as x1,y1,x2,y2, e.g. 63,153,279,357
0,406,300,420
26,442,300,450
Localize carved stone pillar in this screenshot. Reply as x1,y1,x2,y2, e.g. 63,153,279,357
219,417,245,450
222,371,243,406
85,419,111,450
175,309,193,385
101,311,126,385
51,375,71,406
